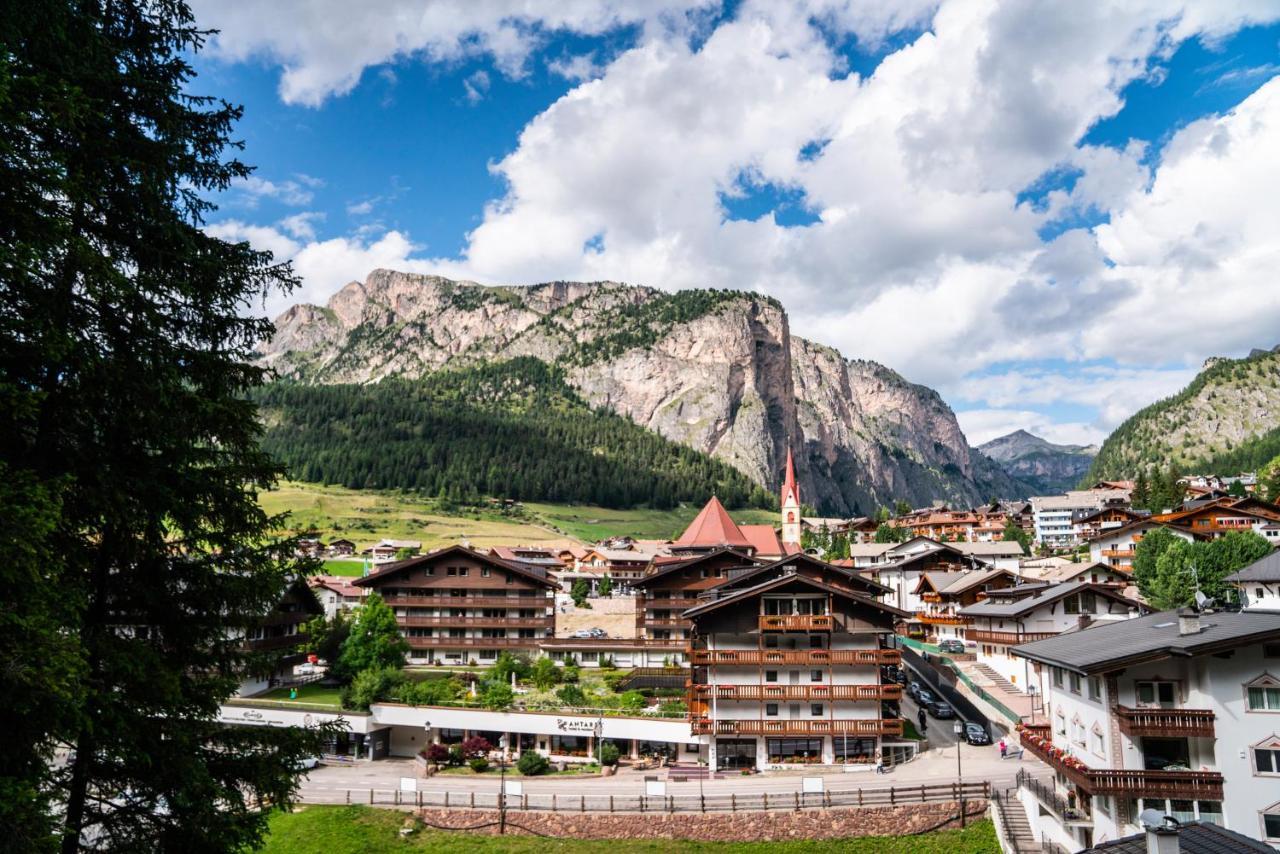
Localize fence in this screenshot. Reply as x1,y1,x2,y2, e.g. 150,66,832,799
897,643,996,738
298,780,990,814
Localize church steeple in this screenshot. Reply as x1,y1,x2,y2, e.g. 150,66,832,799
781,448,801,545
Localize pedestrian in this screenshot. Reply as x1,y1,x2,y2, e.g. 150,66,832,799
917,708,927,732
875,754,888,774
999,738,1007,759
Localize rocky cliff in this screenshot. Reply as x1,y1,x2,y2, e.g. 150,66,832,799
978,429,1098,494
261,269,1024,513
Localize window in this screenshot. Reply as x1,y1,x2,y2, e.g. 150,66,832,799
1266,643,1280,659
1095,795,1112,818
766,737,823,764
1259,588,1268,601
1064,595,1080,615
764,635,779,649
1247,676,1280,711
1069,673,1081,694
1080,590,1096,613
1088,676,1102,702
766,703,779,717
810,670,822,683
1071,718,1086,746
1092,726,1106,756
765,670,779,683
481,568,490,577
1137,681,1176,708
811,704,824,717
1264,806,1280,841
1052,667,1064,688
809,635,824,649
1254,744,1280,776
1055,711,1066,737
446,567,457,576
459,567,469,576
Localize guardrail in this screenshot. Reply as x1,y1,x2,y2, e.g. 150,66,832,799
299,780,990,813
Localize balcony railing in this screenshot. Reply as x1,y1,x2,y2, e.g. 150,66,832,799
1016,724,1223,799
643,617,689,626
921,593,943,603
385,595,551,608
691,718,904,737
689,649,900,666
406,636,544,648
1100,549,1134,558
914,611,972,626
398,616,551,628
1116,706,1216,738
967,629,1058,646
689,683,901,702
758,615,835,631
644,597,704,609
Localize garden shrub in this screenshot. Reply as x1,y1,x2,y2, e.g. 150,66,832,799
423,743,450,764
469,757,490,773
517,751,549,776
598,741,620,767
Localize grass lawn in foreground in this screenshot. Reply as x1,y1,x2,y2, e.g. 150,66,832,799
260,807,999,853
522,502,778,543
256,684,345,709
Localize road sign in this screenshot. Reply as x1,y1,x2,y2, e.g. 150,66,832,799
802,776,824,794
504,780,523,796
399,777,417,792
645,780,666,797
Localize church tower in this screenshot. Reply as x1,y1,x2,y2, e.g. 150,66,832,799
780,448,801,546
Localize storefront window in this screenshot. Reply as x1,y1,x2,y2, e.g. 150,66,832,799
833,736,875,763
548,735,590,756
767,737,823,764
716,739,756,769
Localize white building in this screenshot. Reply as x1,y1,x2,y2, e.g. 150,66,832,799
1226,550,1280,612
1010,609,1280,851
309,575,364,619
958,581,1147,688
1032,490,1131,548
1088,521,1202,572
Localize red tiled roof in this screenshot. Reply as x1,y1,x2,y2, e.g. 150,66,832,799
739,524,784,557
673,496,752,549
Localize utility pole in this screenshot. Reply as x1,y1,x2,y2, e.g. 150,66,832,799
954,721,965,827
498,735,508,834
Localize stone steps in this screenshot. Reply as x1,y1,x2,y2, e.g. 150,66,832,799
994,791,1040,854
974,664,1024,696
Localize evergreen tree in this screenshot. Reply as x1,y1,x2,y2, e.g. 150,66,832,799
1227,479,1247,498
894,500,913,517
1149,540,1198,610
874,523,905,543
1001,519,1031,556
596,574,614,597
1,2,332,848
1132,528,1181,600
1132,470,1151,510
335,593,409,681
570,579,592,608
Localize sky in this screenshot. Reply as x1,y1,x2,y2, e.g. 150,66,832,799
191,0,1280,449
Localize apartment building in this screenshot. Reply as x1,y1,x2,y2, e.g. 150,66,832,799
911,567,1020,642
631,548,759,644
684,560,907,771
1011,610,1280,851
1032,489,1132,548
353,545,557,664
1087,521,1205,571
959,581,1146,689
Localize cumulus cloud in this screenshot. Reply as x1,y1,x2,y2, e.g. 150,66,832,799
230,174,320,207
192,0,718,106
955,409,1107,448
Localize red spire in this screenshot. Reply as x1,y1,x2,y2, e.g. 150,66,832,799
782,448,799,507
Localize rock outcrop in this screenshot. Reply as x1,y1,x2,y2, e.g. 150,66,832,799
978,429,1098,495
261,269,1023,513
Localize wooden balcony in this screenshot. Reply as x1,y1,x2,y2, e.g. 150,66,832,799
967,629,1058,646
1017,725,1223,799
921,592,943,603
398,616,551,628
385,595,551,608
690,683,900,701
691,718,904,737
643,617,690,627
914,611,972,626
244,633,305,652
758,614,835,631
1116,706,1216,738
689,649,900,666
1099,548,1134,558
406,636,544,649
645,597,704,609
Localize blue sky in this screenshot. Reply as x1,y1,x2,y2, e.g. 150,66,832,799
193,1,1280,449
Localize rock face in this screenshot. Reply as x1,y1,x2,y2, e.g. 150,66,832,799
978,429,1098,494
262,269,1024,513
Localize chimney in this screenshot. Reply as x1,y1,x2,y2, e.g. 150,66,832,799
1145,825,1180,854
1078,614,1093,630
1177,608,1201,636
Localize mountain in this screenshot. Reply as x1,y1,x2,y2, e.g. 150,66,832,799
978,429,1098,494
260,269,1026,514
1088,348,1280,481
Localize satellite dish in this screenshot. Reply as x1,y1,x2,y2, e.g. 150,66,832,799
1139,808,1174,830
1194,591,1211,609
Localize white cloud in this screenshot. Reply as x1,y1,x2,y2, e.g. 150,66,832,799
278,211,324,241
231,175,319,207
955,408,1106,447
346,199,375,216
192,0,719,106
462,70,491,104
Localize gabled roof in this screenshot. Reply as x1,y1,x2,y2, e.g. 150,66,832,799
1085,820,1274,853
915,567,1014,597
959,580,1145,619
739,524,785,556
352,544,558,589
673,496,752,549
1012,609,1280,674
711,552,894,596
309,574,363,597
1225,549,1280,583
683,572,908,621
629,548,759,588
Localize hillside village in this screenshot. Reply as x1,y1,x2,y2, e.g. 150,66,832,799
229,451,1280,852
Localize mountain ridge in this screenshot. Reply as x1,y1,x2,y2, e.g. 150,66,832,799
260,269,1026,514
978,429,1097,495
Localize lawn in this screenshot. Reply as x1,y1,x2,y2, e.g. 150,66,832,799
257,481,776,550
259,806,999,853
256,684,345,710
321,559,367,577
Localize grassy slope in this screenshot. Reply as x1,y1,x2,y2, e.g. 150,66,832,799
259,482,778,549
260,806,998,854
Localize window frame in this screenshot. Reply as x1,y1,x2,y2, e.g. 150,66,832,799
1245,674,1280,712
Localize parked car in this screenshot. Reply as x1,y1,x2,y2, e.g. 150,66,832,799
570,627,609,639
907,682,923,700
915,689,937,707
929,701,955,719
963,723,991,745
893,669,908,685
938,639,966,654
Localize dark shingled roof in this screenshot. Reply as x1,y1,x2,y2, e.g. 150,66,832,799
1225,548,1280,583
1085,821,1274,853
958,580,1140,619
1012,609,1280,674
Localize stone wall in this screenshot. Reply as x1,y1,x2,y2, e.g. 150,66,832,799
416,800,988,841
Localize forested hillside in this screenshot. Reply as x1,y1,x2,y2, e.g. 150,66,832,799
253,358,776,510
1088,349,1280,480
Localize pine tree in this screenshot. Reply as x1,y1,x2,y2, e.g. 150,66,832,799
1,1,333,848
335,593,410,680
1132,470,1151,510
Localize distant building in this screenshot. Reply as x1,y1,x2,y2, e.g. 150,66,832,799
309,574,364,618
327,538,357,557
1031,488,1133,548
362,538,422,561
1225,549,1280,611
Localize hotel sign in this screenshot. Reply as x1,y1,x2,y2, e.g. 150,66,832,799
556,717,602,734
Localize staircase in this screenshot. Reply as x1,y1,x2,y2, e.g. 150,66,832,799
994,789,1040,853
974,664,1024,695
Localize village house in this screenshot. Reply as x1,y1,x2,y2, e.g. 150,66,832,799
362,538,423,562
309,574,364,618
910,566,1021,643
326,537,357,557
1225,549,1280,612
1087,519,1206,572
1011,608,1280,851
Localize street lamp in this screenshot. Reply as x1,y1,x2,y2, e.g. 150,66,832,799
953,721,965,828
498,735,508,835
